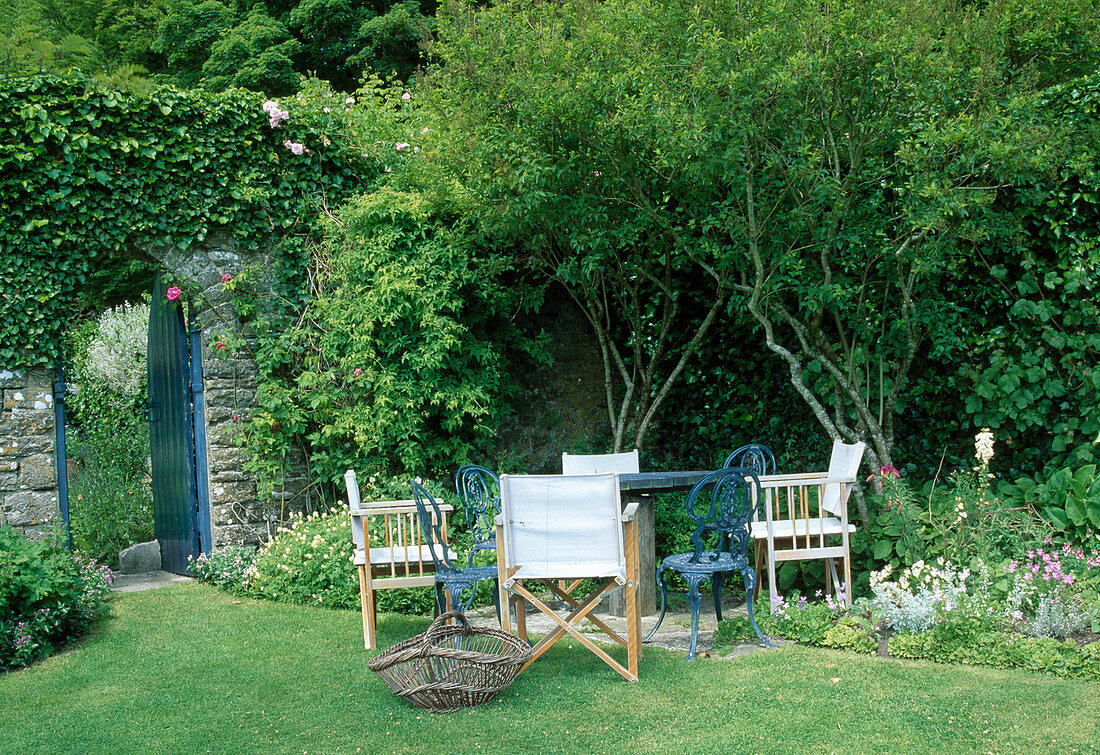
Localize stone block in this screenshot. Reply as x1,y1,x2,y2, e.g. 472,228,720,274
0,370,25,389
3,409,53,436
0,471,18,491
18,453,56,489
119,540,162,574
0,436,53,455
2,490,58,526
3,388,53,411
210,481,256,504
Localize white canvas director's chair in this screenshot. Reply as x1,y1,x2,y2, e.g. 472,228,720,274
496,473,641,682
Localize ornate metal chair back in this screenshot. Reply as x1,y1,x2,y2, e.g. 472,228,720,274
411,479,460,576
723,444,776,476
455,464,500,554
685,467,760,564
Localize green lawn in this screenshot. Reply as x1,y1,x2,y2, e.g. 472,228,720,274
3,583,1098,754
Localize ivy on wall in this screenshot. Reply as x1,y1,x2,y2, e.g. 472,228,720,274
0,74,368,369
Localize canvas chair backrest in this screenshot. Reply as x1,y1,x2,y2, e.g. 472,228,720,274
820,440,866,517
561,450,640,475
499,473,626,581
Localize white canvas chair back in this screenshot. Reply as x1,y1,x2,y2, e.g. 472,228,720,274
561,450,640,475
820,440,866,516
499,473,627,585
496,472,640,681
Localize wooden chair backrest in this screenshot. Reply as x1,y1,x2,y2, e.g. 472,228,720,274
345,470,451,585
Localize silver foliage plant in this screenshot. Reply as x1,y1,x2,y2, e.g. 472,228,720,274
870,559,972,633
85,301,149,398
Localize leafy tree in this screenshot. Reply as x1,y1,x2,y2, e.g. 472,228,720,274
202,6,301,94
153,0,231,86
424,0,1100,521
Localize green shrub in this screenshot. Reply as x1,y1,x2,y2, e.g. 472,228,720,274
0,528,114,669
244,507,360,610
242,503,438,615
1001,464,1100,548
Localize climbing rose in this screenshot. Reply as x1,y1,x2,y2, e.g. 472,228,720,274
283,140,306,155
221,273,232,284
166,286,181,301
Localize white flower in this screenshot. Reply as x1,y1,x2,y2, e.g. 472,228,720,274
975,428,994,466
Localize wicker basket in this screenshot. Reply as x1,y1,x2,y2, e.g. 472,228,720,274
367,611,533,713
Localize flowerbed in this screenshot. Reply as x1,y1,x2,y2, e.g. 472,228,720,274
715,544,1100,680
0,528,114,670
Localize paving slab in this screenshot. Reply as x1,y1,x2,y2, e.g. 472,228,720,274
111,571,192,593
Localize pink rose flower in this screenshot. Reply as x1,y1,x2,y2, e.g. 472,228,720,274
221,273,232,284
402,92,411,101
216,342,228,351
353,368,362,375
166,286,181,301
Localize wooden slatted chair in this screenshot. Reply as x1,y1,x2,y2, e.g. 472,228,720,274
750,440,866,610
345,470,456,649
496,473,642,681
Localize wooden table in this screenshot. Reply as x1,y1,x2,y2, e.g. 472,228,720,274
610,470,712,617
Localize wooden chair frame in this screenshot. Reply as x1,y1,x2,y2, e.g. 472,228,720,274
345,470,454,649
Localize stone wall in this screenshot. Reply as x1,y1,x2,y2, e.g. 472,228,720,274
145,232,317,548
0,369,59,539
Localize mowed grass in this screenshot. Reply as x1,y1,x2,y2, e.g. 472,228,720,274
2,583,1098,754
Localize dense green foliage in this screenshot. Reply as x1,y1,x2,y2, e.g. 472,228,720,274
0,74,364,369
2,0,433,90
421,0,1100,490
232,186,539,490
0,528,113,669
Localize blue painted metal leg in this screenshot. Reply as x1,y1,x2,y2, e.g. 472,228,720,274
684,573,706,661
434,582,446,616
711,571,726,622
643,563,670,642
742,568,777,649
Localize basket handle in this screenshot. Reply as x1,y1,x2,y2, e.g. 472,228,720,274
424,610,471,643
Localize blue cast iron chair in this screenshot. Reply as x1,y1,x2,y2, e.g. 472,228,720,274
724,443,777,476
410,479,501,621
455,464,501,567
645,467,775,660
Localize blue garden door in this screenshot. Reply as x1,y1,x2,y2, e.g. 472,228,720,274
147,274,211,574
